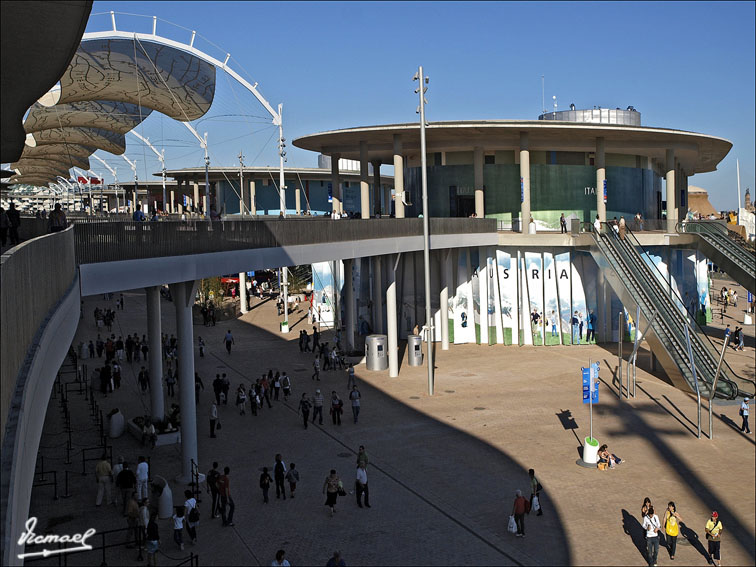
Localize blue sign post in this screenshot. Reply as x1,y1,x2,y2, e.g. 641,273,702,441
520,177,524,203
582,360,599,442
603,180,607,204
327,182,333,204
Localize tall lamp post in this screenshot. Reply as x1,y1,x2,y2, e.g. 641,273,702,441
414,66,434,396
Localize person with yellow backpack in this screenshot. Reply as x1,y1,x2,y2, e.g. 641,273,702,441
663,501,682,560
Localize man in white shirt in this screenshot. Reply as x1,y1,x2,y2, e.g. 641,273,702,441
641,506,661,567
593,215,601,234
136,456,149,501
740,397,751,434
355,463,370,508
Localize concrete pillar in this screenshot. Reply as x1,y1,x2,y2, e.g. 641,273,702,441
360,141,370,218
168,280,198,483
169,190,175,214
146,286,164,422
295,185,301,215
239,272,248,313
596,137,606,223
519,132,531,232
474,146,485,217
393,135,405,219
248,180,256,215
202,195,208,217
387,254,399,377
331,153,341,215
131,190,137,214
666,149,676,233
193,180,200,215
373,256,383,334
344,258,355,351
440,249,451,350
372,160,382,215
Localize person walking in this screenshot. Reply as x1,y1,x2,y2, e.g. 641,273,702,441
138,498,150,552
0,206,9,247
198,336,205,357
213,374,223,405
705,511,723,567
222,373,230,405
218,466,235,526
330,391,343,426
355,463,370,508
312,326,321,352
312,356,321,381
195,373,204,405
298,394,311,429
125,492,140,548
740,397,751,434
172,506,185,550
285,463,299,498
349,385,361,424
312,389,325,425
210,402,218,438
116,462,137,515
145,512,160,566
223,330,235,354
642,505,661,567
663,501,682,560
259,467,273,504
346,364,356,390
274,454,287,500
281,372,291,401
273,373,282,401
95,454,113,507
205,462,221,518
183,490,198,544
560,213,567,234
356,446,369,469
7,203,20,246
528,469,543,516
136,456,149,501
619,216,627,240
511,490,529,537
165,370,176,398
236,385,247,415
323,469,341,516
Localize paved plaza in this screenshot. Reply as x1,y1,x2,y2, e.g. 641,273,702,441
27,279,755,566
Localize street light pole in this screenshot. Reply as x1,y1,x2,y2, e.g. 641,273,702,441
414,66,434,396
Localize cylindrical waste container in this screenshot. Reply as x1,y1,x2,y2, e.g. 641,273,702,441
365,335,388,371
108,410,125,438
153,476,173,519
407,334,423,366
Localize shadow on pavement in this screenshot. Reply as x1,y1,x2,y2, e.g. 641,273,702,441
621,508,647,561
679,521,711,563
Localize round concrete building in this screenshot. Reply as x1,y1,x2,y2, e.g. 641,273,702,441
294,108,732,232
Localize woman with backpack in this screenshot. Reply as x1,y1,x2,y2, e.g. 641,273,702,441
663,501,682,560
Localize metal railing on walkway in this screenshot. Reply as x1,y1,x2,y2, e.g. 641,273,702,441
73,218,496,264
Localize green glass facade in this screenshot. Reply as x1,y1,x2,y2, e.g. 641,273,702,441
405,164,661,229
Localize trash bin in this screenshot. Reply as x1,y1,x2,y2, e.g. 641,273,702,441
571,219,580,235
280,321,289,334
365,335,388,371
582,436,600,465
407,334,423,366
108,410,125,438
153,476,173,519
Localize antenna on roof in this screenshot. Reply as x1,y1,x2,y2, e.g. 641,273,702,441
541,75,545,115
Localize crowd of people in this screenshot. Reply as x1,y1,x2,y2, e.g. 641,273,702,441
639,497,725,567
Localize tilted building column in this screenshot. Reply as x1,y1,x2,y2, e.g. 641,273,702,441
239,272,248,313
474,146,485,217
344,258,355,351
596,137,606,223
519,132,531,232
168,280,199,483
145,286,164,422
393,134,405,219
387,254,399,377
440,249,451,350
360,142,370,218
249,180,256,215
666,149,676,233
193,179,200,215
372,160,382,215
331,153,341,215
372,256,383,333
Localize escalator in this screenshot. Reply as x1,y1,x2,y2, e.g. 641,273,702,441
678,221,756,294
588,223,752,400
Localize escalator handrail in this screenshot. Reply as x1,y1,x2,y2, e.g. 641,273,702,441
619,224,750,396
677,221,756,269
591,223,741,399
590,229,723,397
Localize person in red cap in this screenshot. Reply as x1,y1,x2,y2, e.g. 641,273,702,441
705,511,724,566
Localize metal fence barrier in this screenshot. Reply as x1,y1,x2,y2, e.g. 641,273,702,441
73,218,496,264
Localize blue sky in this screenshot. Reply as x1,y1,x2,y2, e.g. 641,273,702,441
89,1,754,210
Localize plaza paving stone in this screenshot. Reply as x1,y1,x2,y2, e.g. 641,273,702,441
25,277,755,566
